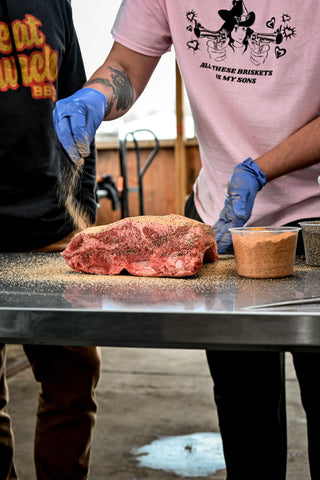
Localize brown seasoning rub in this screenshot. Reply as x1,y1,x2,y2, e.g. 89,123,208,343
72,214,214,235
232,230,298,278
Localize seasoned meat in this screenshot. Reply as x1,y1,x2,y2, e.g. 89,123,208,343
62,214,218,277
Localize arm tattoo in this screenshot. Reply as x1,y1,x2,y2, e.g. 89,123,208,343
85,67,134,117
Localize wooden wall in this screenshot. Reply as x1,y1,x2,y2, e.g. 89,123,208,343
95,139,201,226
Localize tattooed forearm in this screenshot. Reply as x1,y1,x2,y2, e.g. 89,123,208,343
85,67,134,118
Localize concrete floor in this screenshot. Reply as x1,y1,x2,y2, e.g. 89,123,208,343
6,346,310,479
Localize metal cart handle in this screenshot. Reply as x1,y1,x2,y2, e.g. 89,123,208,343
119,129,160,218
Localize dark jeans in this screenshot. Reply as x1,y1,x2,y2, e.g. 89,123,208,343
184,191,320,479
0,345,101,480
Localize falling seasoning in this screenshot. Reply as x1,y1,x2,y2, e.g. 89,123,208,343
57,160,92,231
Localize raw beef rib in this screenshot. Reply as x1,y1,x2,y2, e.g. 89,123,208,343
62,214,218,277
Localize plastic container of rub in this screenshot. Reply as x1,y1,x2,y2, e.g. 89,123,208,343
229,226,300,278
299,221,320,267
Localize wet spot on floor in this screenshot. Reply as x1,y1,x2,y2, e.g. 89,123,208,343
131,432,226,477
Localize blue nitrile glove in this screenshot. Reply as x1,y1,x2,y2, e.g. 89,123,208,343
53,88,107,164
213,158,267,254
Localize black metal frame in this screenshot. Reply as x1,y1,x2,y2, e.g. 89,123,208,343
118,129,159,218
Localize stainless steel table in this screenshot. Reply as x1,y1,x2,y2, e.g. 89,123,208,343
0,252,319,351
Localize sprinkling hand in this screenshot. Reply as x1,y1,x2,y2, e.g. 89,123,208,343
53,88,107,164
213,158,267,254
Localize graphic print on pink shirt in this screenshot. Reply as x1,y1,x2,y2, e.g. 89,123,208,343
186,1,296,70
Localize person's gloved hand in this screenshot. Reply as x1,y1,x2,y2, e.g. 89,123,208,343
53,88,107,164
213,158,267,253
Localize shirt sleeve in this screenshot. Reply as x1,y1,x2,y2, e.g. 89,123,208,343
57,0,87,99
111,0,172,56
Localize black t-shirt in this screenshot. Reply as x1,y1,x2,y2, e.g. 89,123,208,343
0,0,97,251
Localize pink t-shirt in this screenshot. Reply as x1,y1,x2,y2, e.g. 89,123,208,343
112,0,320,226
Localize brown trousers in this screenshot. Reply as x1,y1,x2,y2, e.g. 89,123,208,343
0,344,101,480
